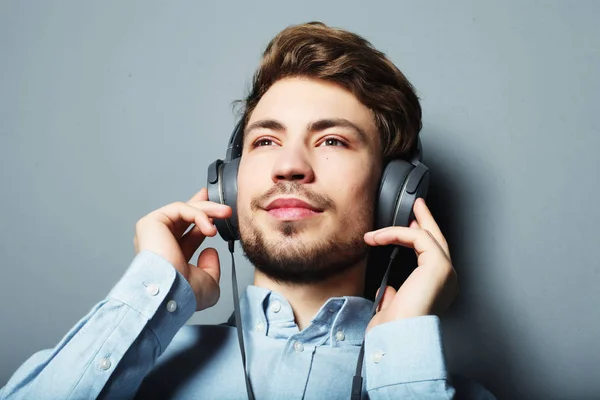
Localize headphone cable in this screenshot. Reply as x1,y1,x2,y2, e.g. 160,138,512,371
229,241,399,400
351,246,400,400
229,240,256,400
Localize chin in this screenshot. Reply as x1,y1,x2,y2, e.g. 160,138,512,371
272,219,326,239
239,220,369,285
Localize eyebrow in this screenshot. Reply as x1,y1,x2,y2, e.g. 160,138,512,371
245,118,369,143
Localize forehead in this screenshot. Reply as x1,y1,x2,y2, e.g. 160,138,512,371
248,77,378,140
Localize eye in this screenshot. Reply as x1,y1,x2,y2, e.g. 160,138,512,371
319,137,347,147
252,138,276,147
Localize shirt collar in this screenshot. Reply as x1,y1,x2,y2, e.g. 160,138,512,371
239,285,374,347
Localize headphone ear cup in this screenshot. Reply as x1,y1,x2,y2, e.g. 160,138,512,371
206,158,240,241
393,163,429,227
376,160,414,229
221,157,240,240
207,159,223,204
376,160,430,229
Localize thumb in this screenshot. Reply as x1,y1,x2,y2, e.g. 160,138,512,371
375,285,397,313
196,247,221,284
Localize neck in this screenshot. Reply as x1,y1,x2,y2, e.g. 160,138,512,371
253,262,366,331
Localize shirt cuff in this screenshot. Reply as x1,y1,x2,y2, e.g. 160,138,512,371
364,315,449,390
107,250,196,352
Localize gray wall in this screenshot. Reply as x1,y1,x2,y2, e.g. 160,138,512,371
1,1,598,399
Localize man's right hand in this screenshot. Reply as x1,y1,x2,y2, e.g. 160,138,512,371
133,188,232,311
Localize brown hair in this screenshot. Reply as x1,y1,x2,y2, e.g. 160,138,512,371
239,21,422,161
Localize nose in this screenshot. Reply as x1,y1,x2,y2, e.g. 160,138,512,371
271,143,315,184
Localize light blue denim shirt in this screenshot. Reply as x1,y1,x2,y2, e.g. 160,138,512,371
1,250,494,399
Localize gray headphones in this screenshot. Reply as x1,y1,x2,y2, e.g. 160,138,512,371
207,120,430,240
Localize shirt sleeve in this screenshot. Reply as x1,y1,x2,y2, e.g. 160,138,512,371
364,315,495,399
0,250,197,400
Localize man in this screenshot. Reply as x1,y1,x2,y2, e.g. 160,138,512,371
1,22,493,399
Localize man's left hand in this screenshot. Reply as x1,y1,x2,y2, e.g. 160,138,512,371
364,197,459,332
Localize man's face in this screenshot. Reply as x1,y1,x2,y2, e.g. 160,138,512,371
237,77,382,283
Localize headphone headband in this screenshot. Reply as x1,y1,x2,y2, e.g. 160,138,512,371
412,137,423,165
225,120,245,162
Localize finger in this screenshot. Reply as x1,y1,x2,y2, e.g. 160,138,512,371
365,226,440,256
424,230,452,262
176,195,229,237
413,198,448,251
375,285,397,313
180,221,217,262
155,201,231,238
409,220,419,256
188,187,209,202
181,207,218,237
184,201,231,238
186,200,232,216
170,192,211,239
196,247,221,284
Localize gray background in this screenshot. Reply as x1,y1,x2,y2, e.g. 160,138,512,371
1,1,598,399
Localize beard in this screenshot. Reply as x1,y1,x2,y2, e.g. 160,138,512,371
238,182,373,284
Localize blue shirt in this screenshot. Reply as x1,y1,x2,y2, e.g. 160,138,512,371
0,250,494,399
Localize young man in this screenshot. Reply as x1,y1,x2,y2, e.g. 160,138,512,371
1,22,493,399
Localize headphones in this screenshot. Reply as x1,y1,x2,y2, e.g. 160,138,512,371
207,119,430,240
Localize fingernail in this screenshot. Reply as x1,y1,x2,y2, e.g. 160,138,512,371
370,231,381,243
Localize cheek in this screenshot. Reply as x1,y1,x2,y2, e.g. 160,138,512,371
323,154,379,189
237,156,269,206
236,163,252,210
323,164,379,212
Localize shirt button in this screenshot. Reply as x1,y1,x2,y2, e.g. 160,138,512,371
145,283,159,296
335,331,345,342
256,321,265,332
166,300,177,312
293,341,304,353
99,357,111,370
372,351,385,363
270,301,282,313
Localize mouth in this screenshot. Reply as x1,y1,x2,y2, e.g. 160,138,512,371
264,197,324,221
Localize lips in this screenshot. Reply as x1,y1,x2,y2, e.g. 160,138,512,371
265,198,321,211
264,197,323,220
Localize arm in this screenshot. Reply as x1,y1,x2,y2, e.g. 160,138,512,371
363,199,494,399
364,316,454,399
364,317,496,399
0,250,196,400
1,187,231,399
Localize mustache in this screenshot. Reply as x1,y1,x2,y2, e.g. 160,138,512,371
251,182,335,211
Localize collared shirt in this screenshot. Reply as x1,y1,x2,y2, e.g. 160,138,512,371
0,250,494,399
